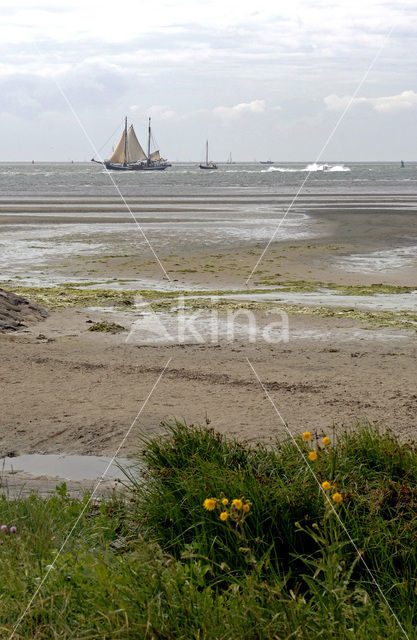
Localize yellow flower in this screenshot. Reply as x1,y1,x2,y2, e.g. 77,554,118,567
322,437,331,446
332,492,343,504
221,498,229,506
302,431,311,441
242,504,250,513
232,499,243,510
321,481,331,491
220,511,228,521
309,451,318,461
203,498,216,511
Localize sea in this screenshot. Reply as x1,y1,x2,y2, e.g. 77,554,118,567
0,161,416,196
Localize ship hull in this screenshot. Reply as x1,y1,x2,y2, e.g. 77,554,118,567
104,162,170,171
199,164,217,170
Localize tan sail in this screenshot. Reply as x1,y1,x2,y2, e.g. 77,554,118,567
96,117,170,170
109,131,126,163
126,125,147,162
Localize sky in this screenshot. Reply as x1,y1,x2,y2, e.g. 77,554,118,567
0,0,416,161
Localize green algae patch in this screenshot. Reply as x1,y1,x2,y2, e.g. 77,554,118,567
275,304,417,331
88,321,126,333
4,280,415,310
2,283,416,333
1,286,136,310
330,283,416,296
254,279,416,295
256,278,320,290
0,285,281,310
148,297,417,332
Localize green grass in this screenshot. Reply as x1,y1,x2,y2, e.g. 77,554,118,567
1,422,417,638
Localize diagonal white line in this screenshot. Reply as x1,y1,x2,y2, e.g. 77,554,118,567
8,357,173,640
246,356,410,640
33,43,171,283
245,24,396,285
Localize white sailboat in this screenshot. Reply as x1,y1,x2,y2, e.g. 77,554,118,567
199,140,217,170
92,117,170,171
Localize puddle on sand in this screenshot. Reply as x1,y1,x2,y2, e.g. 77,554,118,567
0,454,131,482
336,245,417,272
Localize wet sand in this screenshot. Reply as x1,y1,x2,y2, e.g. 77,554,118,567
1,194,416,289
0,308,416,460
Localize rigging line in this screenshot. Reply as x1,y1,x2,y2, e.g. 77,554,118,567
96,117,126,154
245,22,396,286
150,130,159,151
33,43,171,282
246,357,410,640
9,357,173,640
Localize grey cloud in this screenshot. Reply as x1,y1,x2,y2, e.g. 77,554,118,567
1,1,417,160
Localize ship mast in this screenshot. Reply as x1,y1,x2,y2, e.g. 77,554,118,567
206,140,208,165
148,118,151,165
123,116,127,166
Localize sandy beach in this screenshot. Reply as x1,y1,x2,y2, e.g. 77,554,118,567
1,307,416,461
0,171,416,492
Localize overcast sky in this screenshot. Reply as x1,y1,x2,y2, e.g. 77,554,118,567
1,0,416,161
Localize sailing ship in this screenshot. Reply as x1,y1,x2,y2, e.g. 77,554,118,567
226,152,233,164
259,160,274,165
91,117,170,171
199,141,217,170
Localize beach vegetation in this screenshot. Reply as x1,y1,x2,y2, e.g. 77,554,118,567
1,422,417,638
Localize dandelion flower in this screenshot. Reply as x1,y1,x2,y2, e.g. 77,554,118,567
302,431,311,441
203,498,216,511
221,498,229,506
321,481,331,491
332,492,343,504
220,512,228,521
232,499,243,510
243,504,250,513
309,451,318,461
322,437,331,446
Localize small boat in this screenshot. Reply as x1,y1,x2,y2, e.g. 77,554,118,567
199,141,217,170
91,117,170,171
259,160,274,165
401,160,405,168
